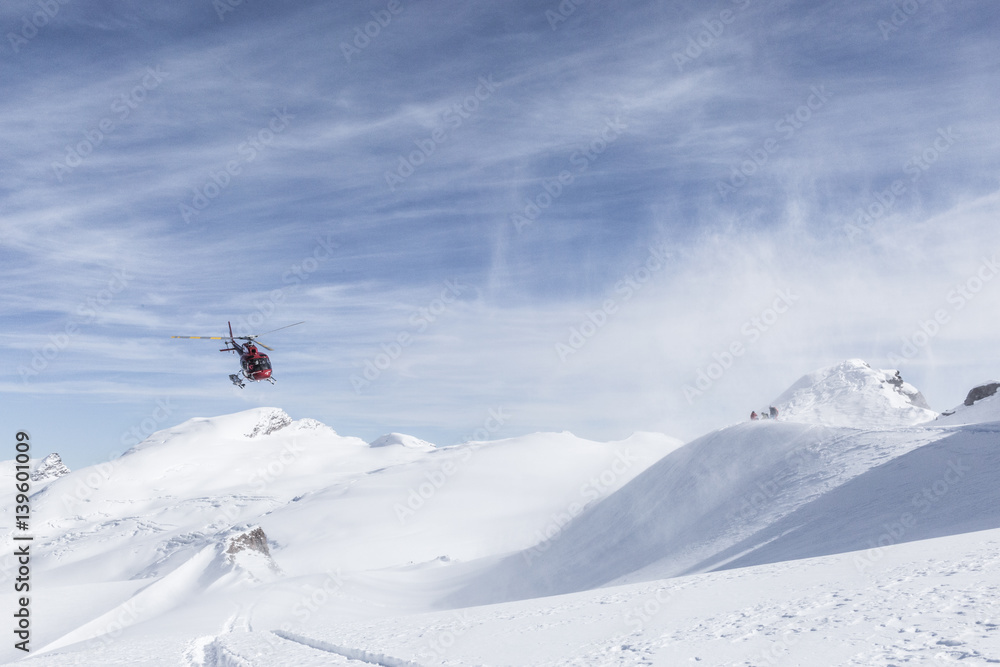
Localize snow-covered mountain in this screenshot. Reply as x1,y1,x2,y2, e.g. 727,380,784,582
368,432,436,450
14,408,679,586
770,358,937,428
4,361,1000,666
1,408,680,662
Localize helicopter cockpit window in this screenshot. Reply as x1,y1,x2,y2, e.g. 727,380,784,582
249,358,271,371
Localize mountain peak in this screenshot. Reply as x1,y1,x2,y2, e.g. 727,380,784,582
771,359,937,428
244,408,293,438
31,452,71,481
369,432,436,450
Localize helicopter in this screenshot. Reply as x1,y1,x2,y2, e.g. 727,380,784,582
171,321,303,388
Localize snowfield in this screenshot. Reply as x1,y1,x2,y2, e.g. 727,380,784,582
3,360,1000,665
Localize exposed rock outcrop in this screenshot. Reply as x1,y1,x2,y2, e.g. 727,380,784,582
245,409,293,438
964,382,1000,407
31,453,71,481
882,369,933,409
223,526,282,582
225,526,272,559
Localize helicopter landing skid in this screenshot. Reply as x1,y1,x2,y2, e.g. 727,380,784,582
229,374,245,389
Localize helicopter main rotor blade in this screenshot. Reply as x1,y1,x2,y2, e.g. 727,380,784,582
230,334,273,350
171,335,225,340
256,321,305,337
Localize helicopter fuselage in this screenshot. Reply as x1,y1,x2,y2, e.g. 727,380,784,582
222,341,272,381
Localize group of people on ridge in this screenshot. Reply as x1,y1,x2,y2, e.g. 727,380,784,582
751,406,778,421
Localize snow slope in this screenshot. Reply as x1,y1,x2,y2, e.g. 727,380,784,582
4,361,1000,666
449,361,994,606
230,527,1000,666
19,410,677,585
12,528,1000,666
0,408,680,662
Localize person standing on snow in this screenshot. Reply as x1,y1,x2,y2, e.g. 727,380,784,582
750,411,758,420
769,406,778,419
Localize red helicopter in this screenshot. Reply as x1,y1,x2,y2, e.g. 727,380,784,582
172,321,303,388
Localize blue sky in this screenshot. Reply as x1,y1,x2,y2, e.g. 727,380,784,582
3,0,999,469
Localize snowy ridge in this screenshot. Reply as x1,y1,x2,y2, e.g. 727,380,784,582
368,433,435,450
288,418,335,434
445,422,956,605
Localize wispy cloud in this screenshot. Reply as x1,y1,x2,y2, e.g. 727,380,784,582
2,0,998,467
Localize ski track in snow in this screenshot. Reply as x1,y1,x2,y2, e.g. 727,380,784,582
180,624,418,667
181,635,216,667
273,630,423,667
201,631,361,666
181,604,272,667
